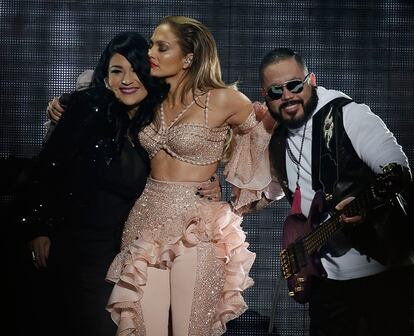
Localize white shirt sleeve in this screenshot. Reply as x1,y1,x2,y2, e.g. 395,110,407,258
343,102,409,174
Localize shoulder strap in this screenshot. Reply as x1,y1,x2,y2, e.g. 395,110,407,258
203,91,211,125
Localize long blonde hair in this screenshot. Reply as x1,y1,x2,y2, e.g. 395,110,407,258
158,16,235,162
157,16,229,101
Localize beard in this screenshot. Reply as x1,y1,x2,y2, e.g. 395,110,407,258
267,86,318,129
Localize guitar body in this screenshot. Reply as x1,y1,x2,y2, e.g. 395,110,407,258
279,163,407,304
281,191,328,303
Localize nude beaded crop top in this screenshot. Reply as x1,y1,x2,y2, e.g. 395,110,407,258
138,91,231,166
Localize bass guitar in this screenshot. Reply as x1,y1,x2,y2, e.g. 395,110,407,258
279,163,405,303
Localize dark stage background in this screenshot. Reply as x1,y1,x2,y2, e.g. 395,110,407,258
1,1,413,335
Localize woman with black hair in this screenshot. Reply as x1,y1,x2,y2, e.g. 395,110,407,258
19,32,167,336
45,17,279,335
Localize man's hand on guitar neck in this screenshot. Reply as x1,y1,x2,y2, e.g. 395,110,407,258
335,196,363,224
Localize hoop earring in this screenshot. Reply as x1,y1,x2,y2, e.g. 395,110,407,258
104,78,111,89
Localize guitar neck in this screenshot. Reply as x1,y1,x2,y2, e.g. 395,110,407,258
303,189,375,255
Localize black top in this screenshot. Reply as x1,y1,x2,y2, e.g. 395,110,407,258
20,87,150,250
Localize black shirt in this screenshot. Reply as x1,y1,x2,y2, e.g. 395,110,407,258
20,87,150,251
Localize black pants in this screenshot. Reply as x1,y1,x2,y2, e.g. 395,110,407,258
19,230,119,336
309,267,414,336
16,234,80,336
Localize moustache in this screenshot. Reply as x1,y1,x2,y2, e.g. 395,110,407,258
280,99,304,110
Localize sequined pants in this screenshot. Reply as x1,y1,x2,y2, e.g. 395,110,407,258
107,177,254,336
122,178,225,335
141,243,225,335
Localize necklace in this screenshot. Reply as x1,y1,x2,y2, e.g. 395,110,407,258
160,99,196,130
286,120,308,215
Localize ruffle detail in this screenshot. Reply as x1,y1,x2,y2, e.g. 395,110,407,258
224,102,284,212
106,200,255,336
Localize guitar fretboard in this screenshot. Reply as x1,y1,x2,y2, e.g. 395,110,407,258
303,188,376,254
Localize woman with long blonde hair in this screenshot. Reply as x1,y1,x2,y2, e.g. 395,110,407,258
104,16,281,336
47,15,280,336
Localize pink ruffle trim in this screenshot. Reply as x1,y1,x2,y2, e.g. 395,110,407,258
224,103,283,211
106,200,255,336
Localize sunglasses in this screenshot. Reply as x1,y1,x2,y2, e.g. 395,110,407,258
266,73,311,100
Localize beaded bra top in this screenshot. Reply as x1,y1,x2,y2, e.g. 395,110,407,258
138,91,230,165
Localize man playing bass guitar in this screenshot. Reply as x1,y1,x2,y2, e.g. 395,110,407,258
253,48,413,336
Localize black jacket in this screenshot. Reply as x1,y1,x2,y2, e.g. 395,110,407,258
18,87,150,244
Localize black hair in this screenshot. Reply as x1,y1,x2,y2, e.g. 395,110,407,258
91,32,168,144
259,48,308,84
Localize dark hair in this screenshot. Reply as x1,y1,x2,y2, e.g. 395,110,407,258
259,48,308,84
91,32,168,142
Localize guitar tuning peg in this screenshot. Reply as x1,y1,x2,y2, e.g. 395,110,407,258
295,284,304,292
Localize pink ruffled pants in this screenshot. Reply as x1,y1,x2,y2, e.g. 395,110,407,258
106,178,255,335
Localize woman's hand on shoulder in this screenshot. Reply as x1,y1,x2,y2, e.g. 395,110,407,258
253,101,278,133
47,97,66,123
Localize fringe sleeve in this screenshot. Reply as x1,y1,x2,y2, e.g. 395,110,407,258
224,102,284,211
